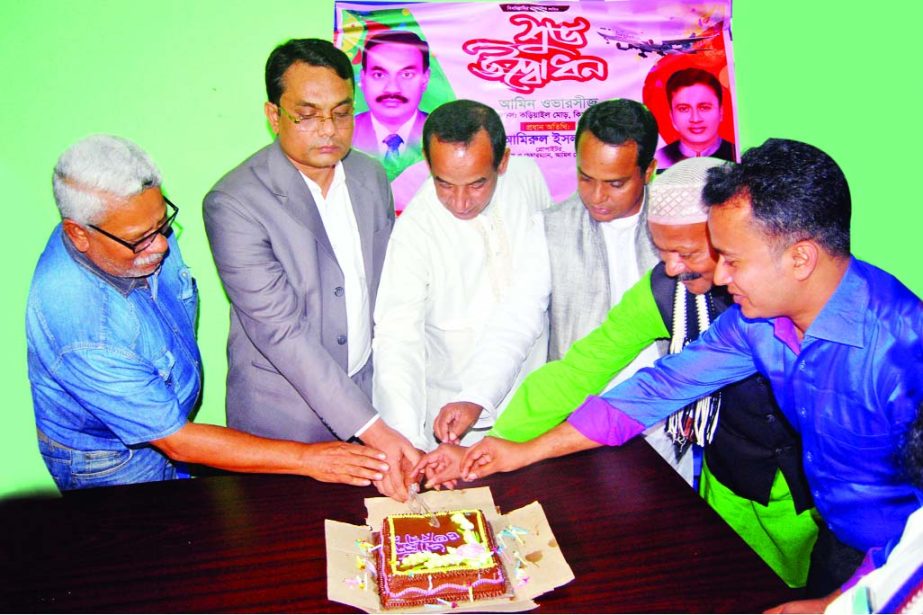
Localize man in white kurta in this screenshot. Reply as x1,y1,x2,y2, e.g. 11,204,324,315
373,100,553,451
434,99,693,482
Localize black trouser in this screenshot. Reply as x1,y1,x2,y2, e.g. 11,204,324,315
805,522,866,597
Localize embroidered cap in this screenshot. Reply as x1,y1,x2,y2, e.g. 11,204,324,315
648,157,728,225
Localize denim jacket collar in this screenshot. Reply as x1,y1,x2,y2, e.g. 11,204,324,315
62,231,147,297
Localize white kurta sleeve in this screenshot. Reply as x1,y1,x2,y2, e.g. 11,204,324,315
371,217,431,450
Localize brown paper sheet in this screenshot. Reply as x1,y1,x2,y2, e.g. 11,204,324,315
325,486,574,613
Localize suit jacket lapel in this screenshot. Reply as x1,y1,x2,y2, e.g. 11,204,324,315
266,139,336,260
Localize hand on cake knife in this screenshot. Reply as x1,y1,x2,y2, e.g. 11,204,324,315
408,483,441,528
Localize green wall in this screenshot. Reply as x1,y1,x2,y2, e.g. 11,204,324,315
2,2,920,498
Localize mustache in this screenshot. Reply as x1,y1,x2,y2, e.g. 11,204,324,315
134,252,165,267
375,94,409,104
677,272,702,282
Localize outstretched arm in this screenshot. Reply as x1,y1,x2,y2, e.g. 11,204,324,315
153,422,389,486
409,443,467,490
490,270,665,443
460,421,604,480
460,389,656,480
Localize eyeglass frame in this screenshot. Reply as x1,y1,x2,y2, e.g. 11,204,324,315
275,102,355,132
89,196,179,253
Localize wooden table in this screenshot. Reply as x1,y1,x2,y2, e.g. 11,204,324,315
0,439,800,612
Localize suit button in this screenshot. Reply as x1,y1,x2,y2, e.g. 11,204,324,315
337,335,347,345
334,286,344,297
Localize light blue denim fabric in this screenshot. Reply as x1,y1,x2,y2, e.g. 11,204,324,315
37,429,178,489
26,225,201,490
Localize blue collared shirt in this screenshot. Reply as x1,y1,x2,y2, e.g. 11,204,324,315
26,225,201,487
569,257,922,552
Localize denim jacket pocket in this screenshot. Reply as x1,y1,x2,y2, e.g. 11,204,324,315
177,266,198,325
152,351,177,390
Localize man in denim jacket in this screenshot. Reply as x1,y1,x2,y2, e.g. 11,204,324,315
26,135,391,490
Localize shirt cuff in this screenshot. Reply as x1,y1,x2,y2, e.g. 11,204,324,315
353,414,381,439
454,393,497,428
567,395,646,446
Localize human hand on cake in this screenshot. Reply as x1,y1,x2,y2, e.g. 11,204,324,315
399,446,426,489
433,402,483,444
360,418,423,502
410,443,467,490
460,436,536,480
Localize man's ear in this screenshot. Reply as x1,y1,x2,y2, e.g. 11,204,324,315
643,158,657,184
62,219,90,253
264,101,281,135
496,147,511,175
789,240,819,281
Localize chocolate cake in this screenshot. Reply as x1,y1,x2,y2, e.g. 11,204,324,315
376,509,509,609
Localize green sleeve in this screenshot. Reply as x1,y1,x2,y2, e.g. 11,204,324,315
490,270,669,442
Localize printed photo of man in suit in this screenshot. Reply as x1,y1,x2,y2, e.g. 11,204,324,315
353,30,431,182
654,67,736,169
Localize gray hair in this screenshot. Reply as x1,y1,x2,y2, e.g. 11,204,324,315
52,134,162,224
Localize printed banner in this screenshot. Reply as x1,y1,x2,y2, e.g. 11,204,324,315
334,1,736,212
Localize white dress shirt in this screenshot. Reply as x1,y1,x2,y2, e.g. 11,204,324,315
301,162,371,377
372,157,554,450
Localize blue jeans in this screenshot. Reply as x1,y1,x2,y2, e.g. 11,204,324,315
38,430,178,490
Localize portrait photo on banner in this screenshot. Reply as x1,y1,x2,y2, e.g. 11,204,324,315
334,0,738,212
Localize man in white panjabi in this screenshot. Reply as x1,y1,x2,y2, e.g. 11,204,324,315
434,99,695,483
372,100,553,451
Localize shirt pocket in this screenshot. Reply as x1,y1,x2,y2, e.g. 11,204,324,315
814,411,893,482
177,266,198,325
152,351,177,391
